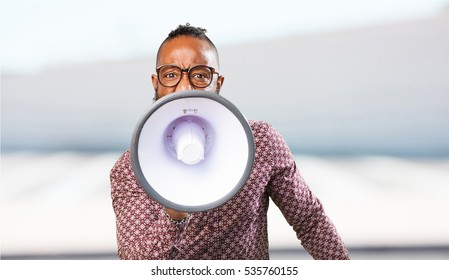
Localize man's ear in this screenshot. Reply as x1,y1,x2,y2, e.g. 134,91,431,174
151,74,159,100
216,75,225,94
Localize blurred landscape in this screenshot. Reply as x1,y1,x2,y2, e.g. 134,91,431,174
2,8,449,155
1,3,449,259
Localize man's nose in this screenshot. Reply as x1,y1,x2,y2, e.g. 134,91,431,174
176,72,193,91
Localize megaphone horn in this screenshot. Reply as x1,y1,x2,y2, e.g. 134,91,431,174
130,90,255,212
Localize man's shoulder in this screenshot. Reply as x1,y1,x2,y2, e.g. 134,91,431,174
110,150,132,175
249,120,280,138
248,120,290,149
249,120,273,132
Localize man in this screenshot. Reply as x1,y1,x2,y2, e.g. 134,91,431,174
110,23,350,260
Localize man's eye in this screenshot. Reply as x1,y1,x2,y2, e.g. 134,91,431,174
164,72,178,78
192,72,211,80
192,73,206,79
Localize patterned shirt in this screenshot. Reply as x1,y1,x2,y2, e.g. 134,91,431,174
110,121,350,260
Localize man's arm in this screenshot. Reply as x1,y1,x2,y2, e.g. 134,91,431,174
110,151,182,259
265,125,350,260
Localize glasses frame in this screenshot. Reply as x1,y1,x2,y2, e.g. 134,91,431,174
156,64,219,88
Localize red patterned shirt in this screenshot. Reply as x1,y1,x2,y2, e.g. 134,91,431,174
110,121,350,259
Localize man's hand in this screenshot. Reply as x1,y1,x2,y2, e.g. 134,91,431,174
165,208,189,221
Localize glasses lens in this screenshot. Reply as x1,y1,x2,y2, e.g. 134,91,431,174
158,65,182,87
189,66,213,88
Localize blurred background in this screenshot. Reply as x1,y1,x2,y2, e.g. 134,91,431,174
1,0,449,259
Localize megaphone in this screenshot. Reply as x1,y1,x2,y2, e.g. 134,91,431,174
130,90,255,212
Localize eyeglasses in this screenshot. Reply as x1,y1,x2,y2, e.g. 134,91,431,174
156,65,219,88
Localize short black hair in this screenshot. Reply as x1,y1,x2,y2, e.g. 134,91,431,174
156,23,219,65
167,23,209,40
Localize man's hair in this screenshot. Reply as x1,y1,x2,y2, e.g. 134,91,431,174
156,23,219,65
167,23,209,41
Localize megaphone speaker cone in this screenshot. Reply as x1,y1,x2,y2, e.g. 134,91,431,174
170,118,206,165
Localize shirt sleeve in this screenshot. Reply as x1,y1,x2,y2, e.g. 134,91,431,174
264,124,350,260
110,151,183,259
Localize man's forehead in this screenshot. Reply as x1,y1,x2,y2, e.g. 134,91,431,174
157,36,219,68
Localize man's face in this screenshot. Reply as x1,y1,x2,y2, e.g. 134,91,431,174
152,36,224,100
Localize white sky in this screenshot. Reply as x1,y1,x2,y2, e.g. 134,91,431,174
1,0,447,73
